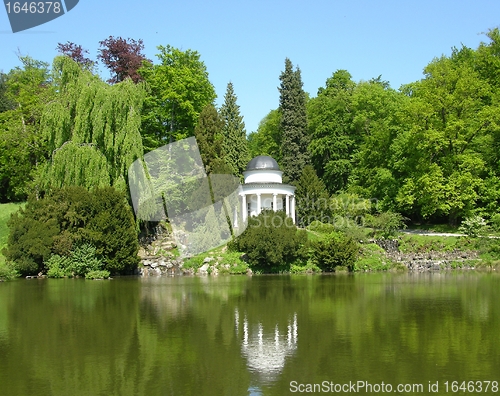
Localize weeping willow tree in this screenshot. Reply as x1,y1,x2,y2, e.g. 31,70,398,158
38,56,145,192
40,142,110,190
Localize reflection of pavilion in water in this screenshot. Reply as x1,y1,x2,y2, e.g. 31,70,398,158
235,309,298,384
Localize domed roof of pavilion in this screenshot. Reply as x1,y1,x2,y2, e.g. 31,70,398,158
245,156,280,171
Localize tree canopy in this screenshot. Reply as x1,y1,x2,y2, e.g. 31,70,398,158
139,45,216,151
2,29,500,228
98,36,150,84
39,56,145,193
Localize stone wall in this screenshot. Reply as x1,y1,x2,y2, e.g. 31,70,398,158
373,239,479,271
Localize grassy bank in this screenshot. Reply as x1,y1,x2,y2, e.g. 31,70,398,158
180,225,500,275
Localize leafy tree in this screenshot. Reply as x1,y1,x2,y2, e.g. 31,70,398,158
392,55,498,223
0,72,15,112
39,142,110,190
56,41,94,69
475,28,500,90
279,58,310,183
139,45,216,150
231,210,307,271
307,70,356,192
39,56,145,193
294,165,330,226
348,80,407,206
247,109,282,163
220,82,250,176
0,56,55,201
98,36,150,84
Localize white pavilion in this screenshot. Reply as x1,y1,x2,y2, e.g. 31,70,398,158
238,156,296,224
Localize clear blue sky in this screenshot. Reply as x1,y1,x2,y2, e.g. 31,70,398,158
1,0,499,133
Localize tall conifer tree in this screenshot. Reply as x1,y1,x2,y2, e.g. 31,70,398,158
194,104,226,175
279,58,310,184
220,82,250,176
294,165,330,226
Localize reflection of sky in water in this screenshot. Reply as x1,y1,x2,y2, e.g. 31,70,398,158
235,309,298,391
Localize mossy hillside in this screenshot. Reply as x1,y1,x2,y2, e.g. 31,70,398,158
183,249,250,275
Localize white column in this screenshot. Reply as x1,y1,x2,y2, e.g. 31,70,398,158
233,206,238,228
273,193,277,212
285,194,290,216
291,195,296,224
257,193,261,215
241,194,247,222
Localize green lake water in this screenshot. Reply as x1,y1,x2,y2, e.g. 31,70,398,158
0,272,499,395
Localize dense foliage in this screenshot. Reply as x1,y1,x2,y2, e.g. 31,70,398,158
139,45,216,150
39,56,145,193
294,165,330,226
56,42,94,69
45,243,107,279
230,210,307,271
3,186,139,276
248,29,500,226
0,56,55,202
279,58,310,183
311,232,359,272
220,82,250,177
194,104,227,174
2,29,500,277
97,36,150,84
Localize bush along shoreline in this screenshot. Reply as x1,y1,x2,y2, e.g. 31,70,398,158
136,213,500,277
1,186,139,281
3,204,500,281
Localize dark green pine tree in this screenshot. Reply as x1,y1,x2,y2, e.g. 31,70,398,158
294,165,330,226
279,58,310,184
194,104,227,175
220,82,250,176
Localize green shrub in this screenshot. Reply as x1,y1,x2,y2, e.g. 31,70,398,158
290,259,322,274
471,238,500,261
354,243,393,271
490,214,500,232
364,211,407,238
45,244,104,278
307,220,336,234
458,215,489,237
311,232,358,272
0,258,18,281
2,212,59,275
231,210,308,271
67,244,103,276
85,270,110,280
183,255,207,270
45,254,72,278
4,186,139,276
